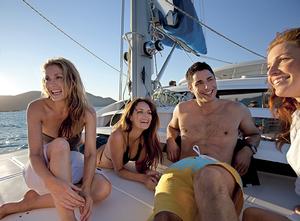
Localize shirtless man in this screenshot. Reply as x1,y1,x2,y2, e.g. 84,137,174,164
150,62,260,221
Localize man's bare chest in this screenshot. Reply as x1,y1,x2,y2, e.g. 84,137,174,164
179,112,239,138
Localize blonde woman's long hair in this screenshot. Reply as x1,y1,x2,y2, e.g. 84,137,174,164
42,57,89,138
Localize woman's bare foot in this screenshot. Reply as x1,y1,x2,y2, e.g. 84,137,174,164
0,204,7,219
0,190,39,219
295,205,300,215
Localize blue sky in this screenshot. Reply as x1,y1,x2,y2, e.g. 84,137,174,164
0,0,299,100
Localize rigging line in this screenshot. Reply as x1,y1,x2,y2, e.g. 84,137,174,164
199,54,233,64
153,25,232,64
179,44,195,63
199,0,206,38
178,42,233,64
154,53,159,76
22,0,124,75
163,0,266,59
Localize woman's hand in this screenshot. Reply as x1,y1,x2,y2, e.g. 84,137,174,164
79,191,93,221
146,170,161,180
144,170,161,191
46,177,85,210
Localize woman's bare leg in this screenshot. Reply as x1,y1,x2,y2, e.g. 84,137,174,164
0,138,73,220
0,190,53,219
243,207,290,221
295,205,300,215
1,140,109,220
96,145,106,167
96,145,114,170
47,138,77,221
90,173,111,203
77,171,111,220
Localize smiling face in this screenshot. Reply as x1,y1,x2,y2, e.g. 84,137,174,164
43,64,66,101
188,69,217,103
267,42,300,101
130,101,152,130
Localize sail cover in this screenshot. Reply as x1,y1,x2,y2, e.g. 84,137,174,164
154,0,207,54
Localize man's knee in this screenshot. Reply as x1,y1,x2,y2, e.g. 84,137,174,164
154,211,182,221
194,166,223,187
194,166,235,196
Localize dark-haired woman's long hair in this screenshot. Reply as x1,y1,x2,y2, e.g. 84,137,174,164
114,98,163,172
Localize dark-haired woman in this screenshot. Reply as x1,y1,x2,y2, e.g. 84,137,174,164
96,98,163,191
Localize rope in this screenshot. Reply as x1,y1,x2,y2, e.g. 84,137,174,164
22,0,123,74
152,83,194,107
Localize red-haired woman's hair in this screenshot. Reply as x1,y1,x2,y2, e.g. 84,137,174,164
268,28,300,147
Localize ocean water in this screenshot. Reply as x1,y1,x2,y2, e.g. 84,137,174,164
0,107,103,154
0,110,28,154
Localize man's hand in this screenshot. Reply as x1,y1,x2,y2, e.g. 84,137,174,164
233,146,253,176
166,142,180,162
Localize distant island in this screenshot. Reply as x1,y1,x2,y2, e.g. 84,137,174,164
0,91,116,112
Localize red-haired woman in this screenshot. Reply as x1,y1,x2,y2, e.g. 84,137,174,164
243,28,300,221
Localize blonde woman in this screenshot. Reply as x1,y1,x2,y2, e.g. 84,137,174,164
0,58,111,221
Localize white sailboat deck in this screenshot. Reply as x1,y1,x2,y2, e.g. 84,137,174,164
0,149,153,221
1,149,299,221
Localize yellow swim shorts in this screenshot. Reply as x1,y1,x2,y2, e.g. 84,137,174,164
148,156,243,221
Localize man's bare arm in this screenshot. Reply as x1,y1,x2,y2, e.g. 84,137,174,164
234,104,261,175
240,105,261,148
166,104,181,162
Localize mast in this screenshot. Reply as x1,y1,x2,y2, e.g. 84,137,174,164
130,0,153,99
119,0,125,101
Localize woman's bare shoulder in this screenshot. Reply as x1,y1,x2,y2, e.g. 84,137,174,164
84,106,96,120
110,128,125,140
86,105,96,114
27,98,48,113
108,128,126,151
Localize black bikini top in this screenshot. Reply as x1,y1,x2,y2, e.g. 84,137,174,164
123,133,143,164
42,132,81,151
